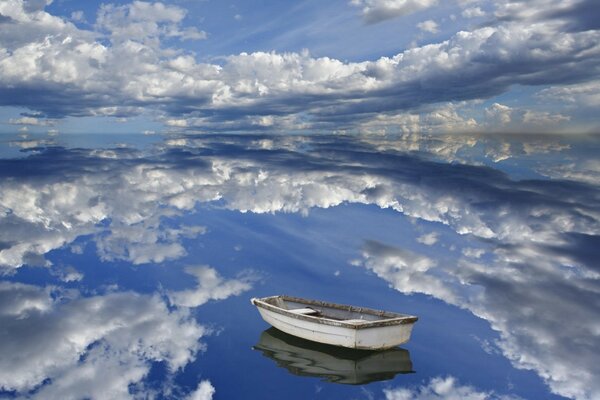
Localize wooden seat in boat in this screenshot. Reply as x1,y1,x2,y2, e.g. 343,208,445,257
288,307,319,315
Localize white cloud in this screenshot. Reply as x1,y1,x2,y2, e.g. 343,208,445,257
485,103,513,126
0,0,597,132
462,247,485,259
95,1,205,45
417,231,439,245
462,7,485,18
355,103,479,135
70,10,84,22
417,19,439,33
51,265,84,282
484,103,571,133
22,0,53,13
350,0,438,24
522,110,570,126
9,116,55,126
166,119,189,128
539,81,600,108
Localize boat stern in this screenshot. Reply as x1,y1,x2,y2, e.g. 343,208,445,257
354,321,416,350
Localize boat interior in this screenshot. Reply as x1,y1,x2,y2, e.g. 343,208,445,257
262,295,413,322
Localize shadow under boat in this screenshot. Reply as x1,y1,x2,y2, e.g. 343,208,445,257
253,327,414,385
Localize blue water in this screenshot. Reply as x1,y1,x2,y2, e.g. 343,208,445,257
1,133,598,400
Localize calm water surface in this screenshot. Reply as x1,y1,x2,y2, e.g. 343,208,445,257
0,133,598,400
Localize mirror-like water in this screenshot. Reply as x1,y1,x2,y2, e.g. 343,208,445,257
0,133,598,400
253,328,414,385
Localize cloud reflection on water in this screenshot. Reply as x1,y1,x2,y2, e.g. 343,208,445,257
0,133,598,399
0,281,206,398
0,265,254,398
384,376,520,400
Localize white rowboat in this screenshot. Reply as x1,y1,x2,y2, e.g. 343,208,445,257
251,295,418,350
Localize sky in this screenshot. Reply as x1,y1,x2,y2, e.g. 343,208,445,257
0,0,599,135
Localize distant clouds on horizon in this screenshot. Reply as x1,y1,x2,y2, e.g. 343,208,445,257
0,0,599,135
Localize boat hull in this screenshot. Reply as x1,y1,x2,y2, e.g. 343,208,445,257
252,297,417,350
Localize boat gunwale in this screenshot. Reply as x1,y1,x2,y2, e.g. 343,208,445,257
251,295,418,330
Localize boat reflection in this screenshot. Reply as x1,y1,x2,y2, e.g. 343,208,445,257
253,328,414,385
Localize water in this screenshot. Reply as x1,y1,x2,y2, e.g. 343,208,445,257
0,133,598,400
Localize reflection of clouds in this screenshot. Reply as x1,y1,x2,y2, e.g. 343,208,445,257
95,215,206,265
9,138,56,149
359,241,457,303
384,376,517,400
0,134,597,398
357,239,600,400
539,159,600,186
186,381,216,400
362,132,574,166
0,267,253,400
0,281,206,397
0,265,250,397
0,134,597,271
168,265,257,308
0,149,210,269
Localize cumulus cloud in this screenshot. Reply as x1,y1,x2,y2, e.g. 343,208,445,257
462,7,485,19
539,81,600,108
351,0,438,24
522,110,570,126
0,0,598,132
417,231,439,245
485,103,513,126
95,1,206,44
484,103,570,132
354,102,479,135
417,19,439,33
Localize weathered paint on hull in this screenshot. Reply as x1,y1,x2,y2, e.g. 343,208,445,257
254,299,416,350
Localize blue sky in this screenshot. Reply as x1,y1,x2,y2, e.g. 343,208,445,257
0,0,599,135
